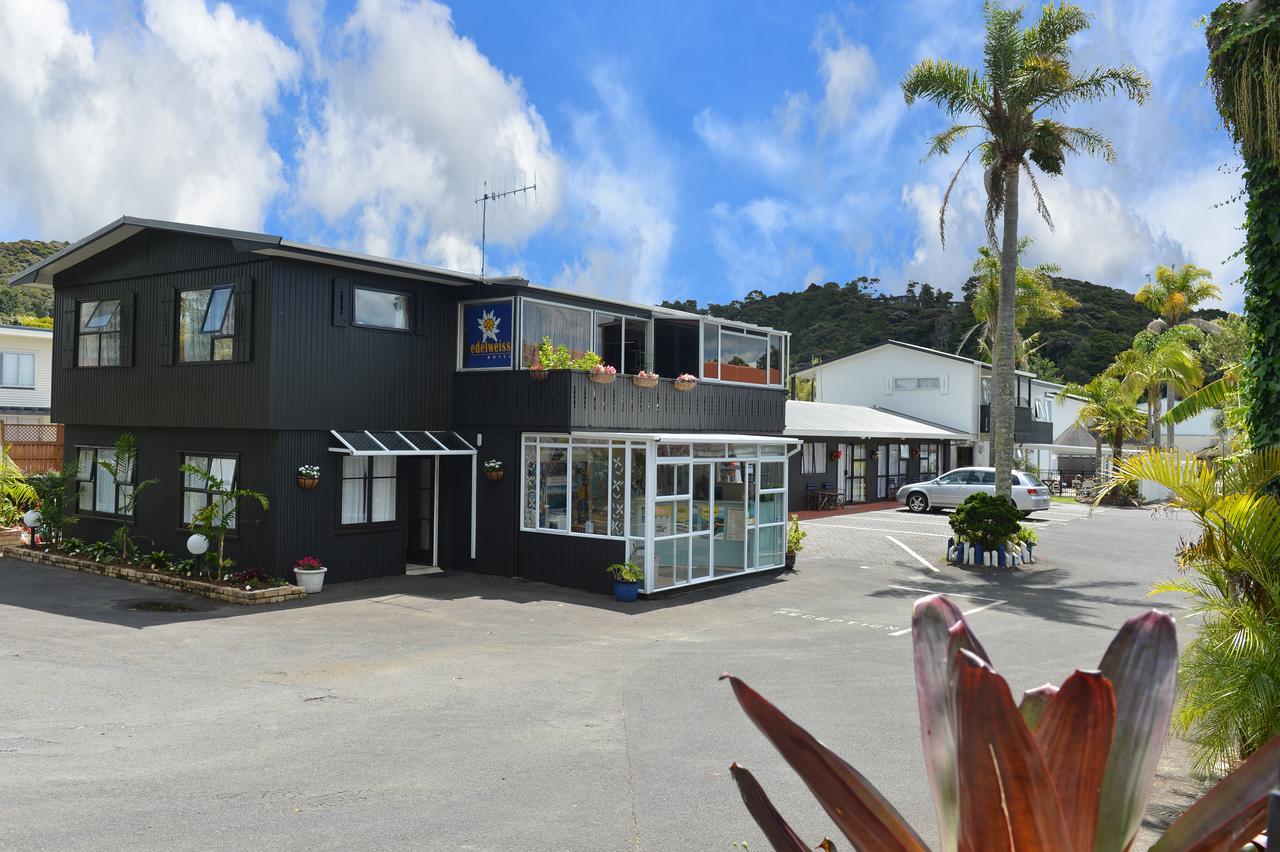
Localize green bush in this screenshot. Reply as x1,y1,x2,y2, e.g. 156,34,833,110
535,337,603,371
786,513,807,554
607,561,643,582
948,493,1022,549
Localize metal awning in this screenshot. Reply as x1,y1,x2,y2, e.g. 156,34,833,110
329,430,477,456
568,430,800,444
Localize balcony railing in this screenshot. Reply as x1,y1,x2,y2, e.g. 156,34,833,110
455,370,786,434
980,404,1054,445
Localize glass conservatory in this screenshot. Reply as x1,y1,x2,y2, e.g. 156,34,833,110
521,432,798,593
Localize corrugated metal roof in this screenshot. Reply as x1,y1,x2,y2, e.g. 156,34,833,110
784,400,969,439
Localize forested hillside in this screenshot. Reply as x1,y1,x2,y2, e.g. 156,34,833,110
664,274,1207,385
0,239,63,319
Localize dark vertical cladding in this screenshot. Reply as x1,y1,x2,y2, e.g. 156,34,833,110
52,232,272,430
267,260,456,430
64,425,279,572
455,371,786,434
517,533,626,595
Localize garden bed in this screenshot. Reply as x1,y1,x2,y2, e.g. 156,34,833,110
0,546,306,606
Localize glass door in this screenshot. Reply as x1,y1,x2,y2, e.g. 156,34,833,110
405,456,435,566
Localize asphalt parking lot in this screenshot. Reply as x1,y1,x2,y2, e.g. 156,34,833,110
0,503,1200,851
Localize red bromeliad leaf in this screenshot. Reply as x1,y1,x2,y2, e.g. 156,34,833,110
1094,610,1178,852
728,763,812,852
1033,671,1115,852
913,595,988,852
1018,684,1059,732
952,649,1070,852
1150,733,1280,852
723,675,928,852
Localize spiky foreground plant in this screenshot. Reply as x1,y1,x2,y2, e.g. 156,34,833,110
725,595,1279,851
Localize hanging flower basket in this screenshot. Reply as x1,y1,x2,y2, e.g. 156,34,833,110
297,476,318,489
486,470,504,481
589,364,617,384
296,464,319,488
674,373,697,392
484,459,504,481
633,370,659,388
530,364,550,381
830,450,843,461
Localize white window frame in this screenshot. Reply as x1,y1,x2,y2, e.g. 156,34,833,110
516,296,654,374
74,445,134,519
0,350,36,388
352,284,411,332
698,318,788,388
800,442,827,475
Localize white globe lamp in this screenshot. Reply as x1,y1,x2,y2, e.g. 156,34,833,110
186,533,209,556
22,509,41,529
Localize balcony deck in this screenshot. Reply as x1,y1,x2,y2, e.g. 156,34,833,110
980,404,1055,444
455,370,786,434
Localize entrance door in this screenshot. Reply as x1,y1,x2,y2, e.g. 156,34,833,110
406,456,436,566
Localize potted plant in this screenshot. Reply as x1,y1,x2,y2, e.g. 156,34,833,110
606,561,643,601
830,449,843,461
297,464,319,489
484,459,504,481
293,555,327,592
1014,523,1038,563
588,363,617,384
785,513,806,570
633,369,659,388
674,372,697,391
529,361,549,381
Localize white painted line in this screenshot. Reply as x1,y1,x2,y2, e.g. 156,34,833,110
808,524,951,538
859,565,871,570
884,585,1005,635
886,535,940,572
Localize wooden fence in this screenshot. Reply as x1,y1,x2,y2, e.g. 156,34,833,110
1,423,64,474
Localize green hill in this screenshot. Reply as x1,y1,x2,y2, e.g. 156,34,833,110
0,239,63,319
664,274,1198,385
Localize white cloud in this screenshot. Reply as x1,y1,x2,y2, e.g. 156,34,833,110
292,0,563,270
0,0,299,239
551,70,675,303
816,41,876,134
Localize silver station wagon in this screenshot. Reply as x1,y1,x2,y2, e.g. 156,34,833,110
896,466,1051,516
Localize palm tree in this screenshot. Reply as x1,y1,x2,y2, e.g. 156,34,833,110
1134,264,1221,445
1107,332,1204,449
902,1,1148,497
957,238,1078,368
1095,394,1149,462
1136,263,1222,333
1058,376,1128,475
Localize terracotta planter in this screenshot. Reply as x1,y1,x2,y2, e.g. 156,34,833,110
674,380,696,392
486,469,505,481
297,476,318,489
530,367,549,381
588,371,616,384
633,375,658,388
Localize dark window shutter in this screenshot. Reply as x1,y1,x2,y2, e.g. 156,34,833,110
118,292,136,367
159,287,176,366
332,278,350,327
233,278,254,362
60,299,77,369
413,291,429,336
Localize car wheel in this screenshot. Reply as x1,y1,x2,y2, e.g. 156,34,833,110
1021,511,1033,519
906,492,929,513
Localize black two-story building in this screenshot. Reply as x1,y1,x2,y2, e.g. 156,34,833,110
15,217,794,594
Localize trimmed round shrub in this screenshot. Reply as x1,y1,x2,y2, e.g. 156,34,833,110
948,493,1022,549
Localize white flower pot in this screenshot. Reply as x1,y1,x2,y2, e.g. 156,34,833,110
294,566,327,593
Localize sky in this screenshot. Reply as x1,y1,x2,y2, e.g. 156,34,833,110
0,0,1245,309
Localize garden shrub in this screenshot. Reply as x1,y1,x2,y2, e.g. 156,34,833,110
948,493,1022,549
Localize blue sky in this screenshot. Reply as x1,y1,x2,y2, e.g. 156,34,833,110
0,0,1243,309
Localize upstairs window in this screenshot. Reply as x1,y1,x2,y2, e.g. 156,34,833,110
0,352,35,388
520,299,593,368
178,286,235,363
353,286,409,330
77,299,121,367
893,376,941,390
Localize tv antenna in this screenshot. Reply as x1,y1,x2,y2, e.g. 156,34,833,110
474,176,536,281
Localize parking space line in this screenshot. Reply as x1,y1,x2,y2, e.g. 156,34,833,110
885,585,1006,635
805,523,951,538
885,536,940,573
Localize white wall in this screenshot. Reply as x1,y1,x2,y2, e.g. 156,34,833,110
800,346,979,435
0,327,52,421
1138,402,1221,452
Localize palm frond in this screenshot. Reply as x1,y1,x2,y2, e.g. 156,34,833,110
1021,161,1054,231
925,124,983,160
1060,124,1117,162
1165,368,1239,428
939,143,983,248
981,1,1026,91
1036,65,1151,111
1096,447,1218,515
1024,2,1092,61
901,60,989,117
